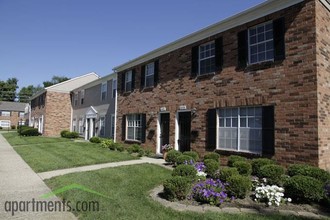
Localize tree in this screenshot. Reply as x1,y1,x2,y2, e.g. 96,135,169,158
0,78,18,101
43,75,70,87
18,85,43,103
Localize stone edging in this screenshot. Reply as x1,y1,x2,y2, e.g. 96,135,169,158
149,185,329,219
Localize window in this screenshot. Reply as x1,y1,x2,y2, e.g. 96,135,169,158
0,120,10,128
100,117,105,136
111,114,115,138
78,119,83,134
145,62,155,87
199,41,216,75
72,119,77,132
248,22,274,64
101,82,107,101
125,71,132,92
80,90,85,105
73,93,78,106
218,107,262,154
19,112,25,118
126,114,142,141
1,111,10,117
18,120,25,126
112,79,117,98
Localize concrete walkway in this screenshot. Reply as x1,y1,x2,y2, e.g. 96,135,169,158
0,133,76,220
38,157,170,180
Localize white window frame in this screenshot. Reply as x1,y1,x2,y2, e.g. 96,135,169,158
217,107,263,154
78,118,83,134
100,116,105,136
125,70,132,92
72,119,77,132
126,114,142,141
0,120,11,128
248,21,274,64
74,93,78,106
145,62,155,88
112,79,117,98
19,112,25,118
80,90,85,105
101,82,107,101
1,111,10,117
199,41,215,75
111,114,115,139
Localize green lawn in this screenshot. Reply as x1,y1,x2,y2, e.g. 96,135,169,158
3,133,137,172
45,164,305,220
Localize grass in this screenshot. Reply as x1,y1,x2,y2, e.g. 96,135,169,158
2,132,137,172
45,164,306,220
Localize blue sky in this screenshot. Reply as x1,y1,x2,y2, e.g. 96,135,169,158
0,0,265,90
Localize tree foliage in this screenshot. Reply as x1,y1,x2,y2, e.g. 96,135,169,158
18,85,43,103
43,76,70,87
0,78,18,101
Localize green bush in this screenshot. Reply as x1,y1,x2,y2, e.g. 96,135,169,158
89,136,102,143
60,130,69,137
144,149,152,157
204,159,220,177
203,152,220,162
226,175,252,199
251,158,275,176
165,150,182,164
63,131,79,139
176,155,195,165
183,151,199,161
101,139,116,149
228,155,247,167
259,164,285,185
127,144,141,154
18,125,29,134
287,164,330,183
172,164,197,180
0,126,2,129
11,125,16,129
138,149,145,157
233,161,252,176
163,176,191,201
284,175,324,203
216,167,239,182
21,128,41,136
116,145,124,152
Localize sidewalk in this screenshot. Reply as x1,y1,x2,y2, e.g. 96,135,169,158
0,133,76,220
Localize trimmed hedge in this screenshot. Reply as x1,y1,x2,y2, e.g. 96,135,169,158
287,164,330,183
89,136,102,143
203,152,220,162
183,151,199,161
165,150,182,164
259,164,285,185
176,155,195,165
127,144,141,154
233,161,252,176
216,167,239,182
60,130,69,137
228,155,247,167
204,159,219,177
172,164,197,180
251,158,275,176
20,128,40,136
226,175,252,199
163,176,191,201
60,130,79,139
284,175,324,203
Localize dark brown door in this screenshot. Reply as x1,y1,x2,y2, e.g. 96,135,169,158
160,113,170,150
178,112,191,152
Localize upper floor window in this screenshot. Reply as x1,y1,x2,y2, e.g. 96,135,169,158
248,22,274,64
145,62,155,88
101,82,107,101
80,90,85,105
125,71,132,92
112,79,117,98
1,111,10,117
199,41,216,75
19,112,25,118
73,93,78,106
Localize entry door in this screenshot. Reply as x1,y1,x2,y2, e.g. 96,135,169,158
178,112,191,152
160,113,170,151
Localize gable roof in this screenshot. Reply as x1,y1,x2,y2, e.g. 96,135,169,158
72,72,117,93
113,0,304,72
0,101,27,112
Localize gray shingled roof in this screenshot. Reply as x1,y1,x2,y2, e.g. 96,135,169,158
0,101,27,112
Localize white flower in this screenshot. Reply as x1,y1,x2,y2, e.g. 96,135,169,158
196,171,207,177
268,202,272,206
287,198,292,202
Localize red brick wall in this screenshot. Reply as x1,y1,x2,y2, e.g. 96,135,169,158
116,1,324,167
0,111,25,128
316,0,330,171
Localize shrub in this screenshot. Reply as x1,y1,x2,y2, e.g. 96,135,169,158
127,144,141,154
176,155,195,165
191,179,228,206
259,164,285,185
228,155,247,167
0,126,2,129
18,125,29,133
254,185,289,207
226,175,252,199
251,158,275,176
233,161,252,176
183,151,199,161
287,164,330,183
64,131,79,139
163,176,191,201
284,175,324,203
138,149,145,157
144,149,152,157
165,150,182,164
11,125,16,129
21,128,40,136
204,159,220,177
203,152,220,162
216,167,239,182
172,164,197,180
60,130,69,137
101,139,116,149
116,145,124,152
89,136,102,144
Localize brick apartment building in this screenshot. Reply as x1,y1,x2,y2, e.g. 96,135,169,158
114,0,330,170
0,101,27,128
30,72,99,136
71,73,117,140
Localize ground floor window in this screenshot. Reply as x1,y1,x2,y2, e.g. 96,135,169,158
73,119,77,132
218,106,264,154
100,117,105,136
0,120,10,128
126,114,142,141
111,114,115,139
78,119,83,135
